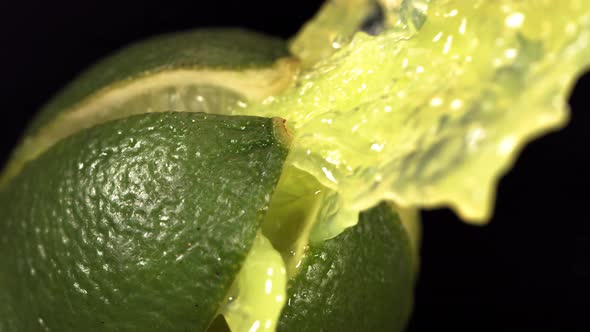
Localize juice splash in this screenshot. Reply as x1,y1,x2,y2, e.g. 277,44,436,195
237,0,590,239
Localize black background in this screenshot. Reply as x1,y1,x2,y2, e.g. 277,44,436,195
1,1,588,331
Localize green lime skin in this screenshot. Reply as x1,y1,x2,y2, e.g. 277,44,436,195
278,203,414,332
0,112,289,331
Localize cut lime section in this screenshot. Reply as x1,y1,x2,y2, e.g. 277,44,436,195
240,0,590,228
0,29,298,187
0,112,290,331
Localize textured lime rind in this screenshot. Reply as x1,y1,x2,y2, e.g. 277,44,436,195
0,112,289,331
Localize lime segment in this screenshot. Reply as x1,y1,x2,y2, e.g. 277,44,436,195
0,112,289,331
